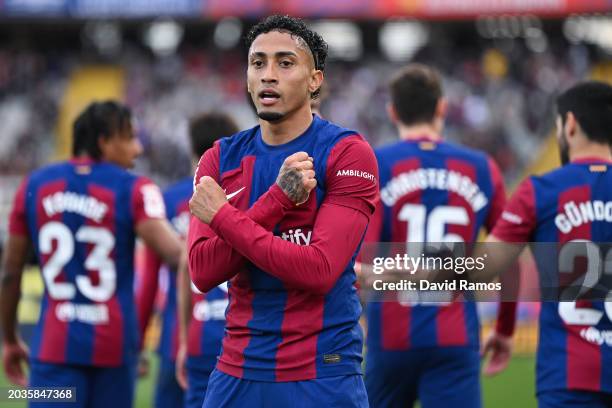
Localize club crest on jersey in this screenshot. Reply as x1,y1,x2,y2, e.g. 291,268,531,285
280,228,312,245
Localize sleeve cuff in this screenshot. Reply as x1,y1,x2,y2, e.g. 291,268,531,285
495,322,516,337
495,302,517,337
268,183,297,210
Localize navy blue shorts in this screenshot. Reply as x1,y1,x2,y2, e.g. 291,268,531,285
365,346,481,408
185,364,212,408
28,359,136,408
538,389,612,408
154,357,184,408
203,369,369,408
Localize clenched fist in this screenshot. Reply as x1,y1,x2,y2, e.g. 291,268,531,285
189,176,228,224
276,152,317,205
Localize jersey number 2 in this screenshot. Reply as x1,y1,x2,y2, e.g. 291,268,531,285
39,221,116,302
558,240,612,326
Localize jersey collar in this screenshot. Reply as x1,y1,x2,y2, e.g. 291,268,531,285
401,134,442,143
70,156,97,165
571,156,612,164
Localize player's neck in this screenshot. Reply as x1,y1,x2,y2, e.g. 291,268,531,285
259,105,313,146
570,143,612,163
397,123,441,141
71,154,95,163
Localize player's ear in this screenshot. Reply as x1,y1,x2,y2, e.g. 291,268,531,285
98,135,108,157
386,102,398,124
555,115,563,140
98,133,114,160
565,111,578,138
435,97,448,120
308,70,324,95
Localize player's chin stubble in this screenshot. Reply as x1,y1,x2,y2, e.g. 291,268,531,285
258,111,285,122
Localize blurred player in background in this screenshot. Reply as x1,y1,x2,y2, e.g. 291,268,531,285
188,15,378,407
474,81,612,408
177,113,238,407
0,100,183,408
136,112,238,408
362,64,517,408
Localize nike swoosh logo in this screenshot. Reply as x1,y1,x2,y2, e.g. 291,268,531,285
226,187,246,200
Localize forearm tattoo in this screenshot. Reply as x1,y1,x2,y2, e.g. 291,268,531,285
276,166,309,204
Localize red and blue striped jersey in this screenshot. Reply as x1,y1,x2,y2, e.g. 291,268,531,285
188,115,379,381
492,158,612,393
155,177,228,366
187,281,229,369
8,158,166,367
366,137,507,351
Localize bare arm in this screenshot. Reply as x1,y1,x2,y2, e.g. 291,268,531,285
175,251,190,389
0,234,31,386
0,235,30,345
135,244,163,348
177,251,191,350
484,159,520,337
136,219,183,270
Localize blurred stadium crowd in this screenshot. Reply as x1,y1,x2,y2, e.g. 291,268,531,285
0,32,602,177
0,18,610,244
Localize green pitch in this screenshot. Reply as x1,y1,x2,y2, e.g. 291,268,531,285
481,357,536,407
1,354,536,407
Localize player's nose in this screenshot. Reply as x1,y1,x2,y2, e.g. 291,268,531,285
261,63,278,83
133,138,144,157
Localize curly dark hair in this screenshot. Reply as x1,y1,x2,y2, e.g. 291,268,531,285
72,100,132,160
245,15,328,99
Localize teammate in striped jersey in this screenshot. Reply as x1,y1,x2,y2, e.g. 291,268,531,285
0,101,183,408
363,64,517,408
136,112,238,408
474,81,612,408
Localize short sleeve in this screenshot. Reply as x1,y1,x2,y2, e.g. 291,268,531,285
491,177,536,243
324,135,379,217
132,177,167,225
8,177,29,236
485,157,508,232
